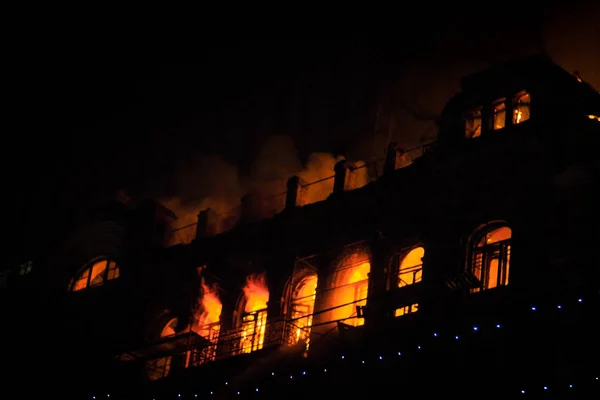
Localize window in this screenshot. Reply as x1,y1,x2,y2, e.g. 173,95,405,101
161,317,178,337
70,258,120,292
513,91,530,124
19,260,33,276
288,275,317,347
465,107,482,138
469,224,511,292
395,303,419,317
398,247,424,287
240,310,267,353
147,356,171,381
147,318,178,380
491,99,506,130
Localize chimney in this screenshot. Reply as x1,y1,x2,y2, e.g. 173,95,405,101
384,142,409,173
333,159,355,194
285,176,308,210
195,208,217,239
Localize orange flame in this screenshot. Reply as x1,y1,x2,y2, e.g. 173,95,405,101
243,272,270,312
192,277,223,339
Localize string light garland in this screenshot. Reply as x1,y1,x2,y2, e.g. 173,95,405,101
88,294,598,399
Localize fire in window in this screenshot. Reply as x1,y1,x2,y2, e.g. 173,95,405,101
491,99,506,130
288,275,317,347
239,273,269,354
465,107,482,138
513,91,531,124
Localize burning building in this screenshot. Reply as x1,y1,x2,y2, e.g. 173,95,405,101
4,56,599,399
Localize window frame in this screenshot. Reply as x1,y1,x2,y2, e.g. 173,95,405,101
467,223,512,292
395,245,425,288
69,257,121,292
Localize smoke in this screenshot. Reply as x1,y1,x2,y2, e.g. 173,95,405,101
161,135,367,230
159,3,599,232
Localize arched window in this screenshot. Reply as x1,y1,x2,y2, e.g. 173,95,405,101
398,246,424,287
160,317,178,337
469,224,512,292
70,258,120,291
147,318,178,380
288,274,318,346
393,246,424,317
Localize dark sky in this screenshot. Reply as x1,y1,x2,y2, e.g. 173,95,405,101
9,2,599,262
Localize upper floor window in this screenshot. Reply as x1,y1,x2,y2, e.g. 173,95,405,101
70,258,120,292
465,107,482,138
491,98,506,130
469,224,511,292
513,91,531,124
398,246,424,287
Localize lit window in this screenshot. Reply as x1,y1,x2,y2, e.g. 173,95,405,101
19,260,33,275
288,275,317,347
147,355,171,381
491,99,506,130
161,317,178,337
469,224,511,292
395,303,419,317
398,247,424,287
512,91,530,124
70,258,120,291
238,273,269,354
147,318,178,380
465,107,482,138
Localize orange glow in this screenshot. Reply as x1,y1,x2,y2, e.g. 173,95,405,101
472,226,512,292
395,303,419,317
148,318,178,380
587,114,600,121
465,107,482,138
71,259,120,291
243,273,270,312
492,99,506,130
312,253,370,332
290,275,318,348
161,318,178,337
193,278,223,342
398,247,424,287
513,91,531,124
240,273,270,353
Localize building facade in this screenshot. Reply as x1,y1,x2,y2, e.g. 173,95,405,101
4,56,599,399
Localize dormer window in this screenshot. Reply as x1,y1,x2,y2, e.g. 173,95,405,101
465,107,482,138
513,91,531,124
491,99,506,130
69,257,120,292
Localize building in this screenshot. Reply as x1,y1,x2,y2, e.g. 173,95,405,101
4,56,599,399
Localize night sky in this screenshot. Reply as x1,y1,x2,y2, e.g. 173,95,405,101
9,2,599,264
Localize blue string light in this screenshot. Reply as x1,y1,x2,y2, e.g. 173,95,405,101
90,295,594,399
